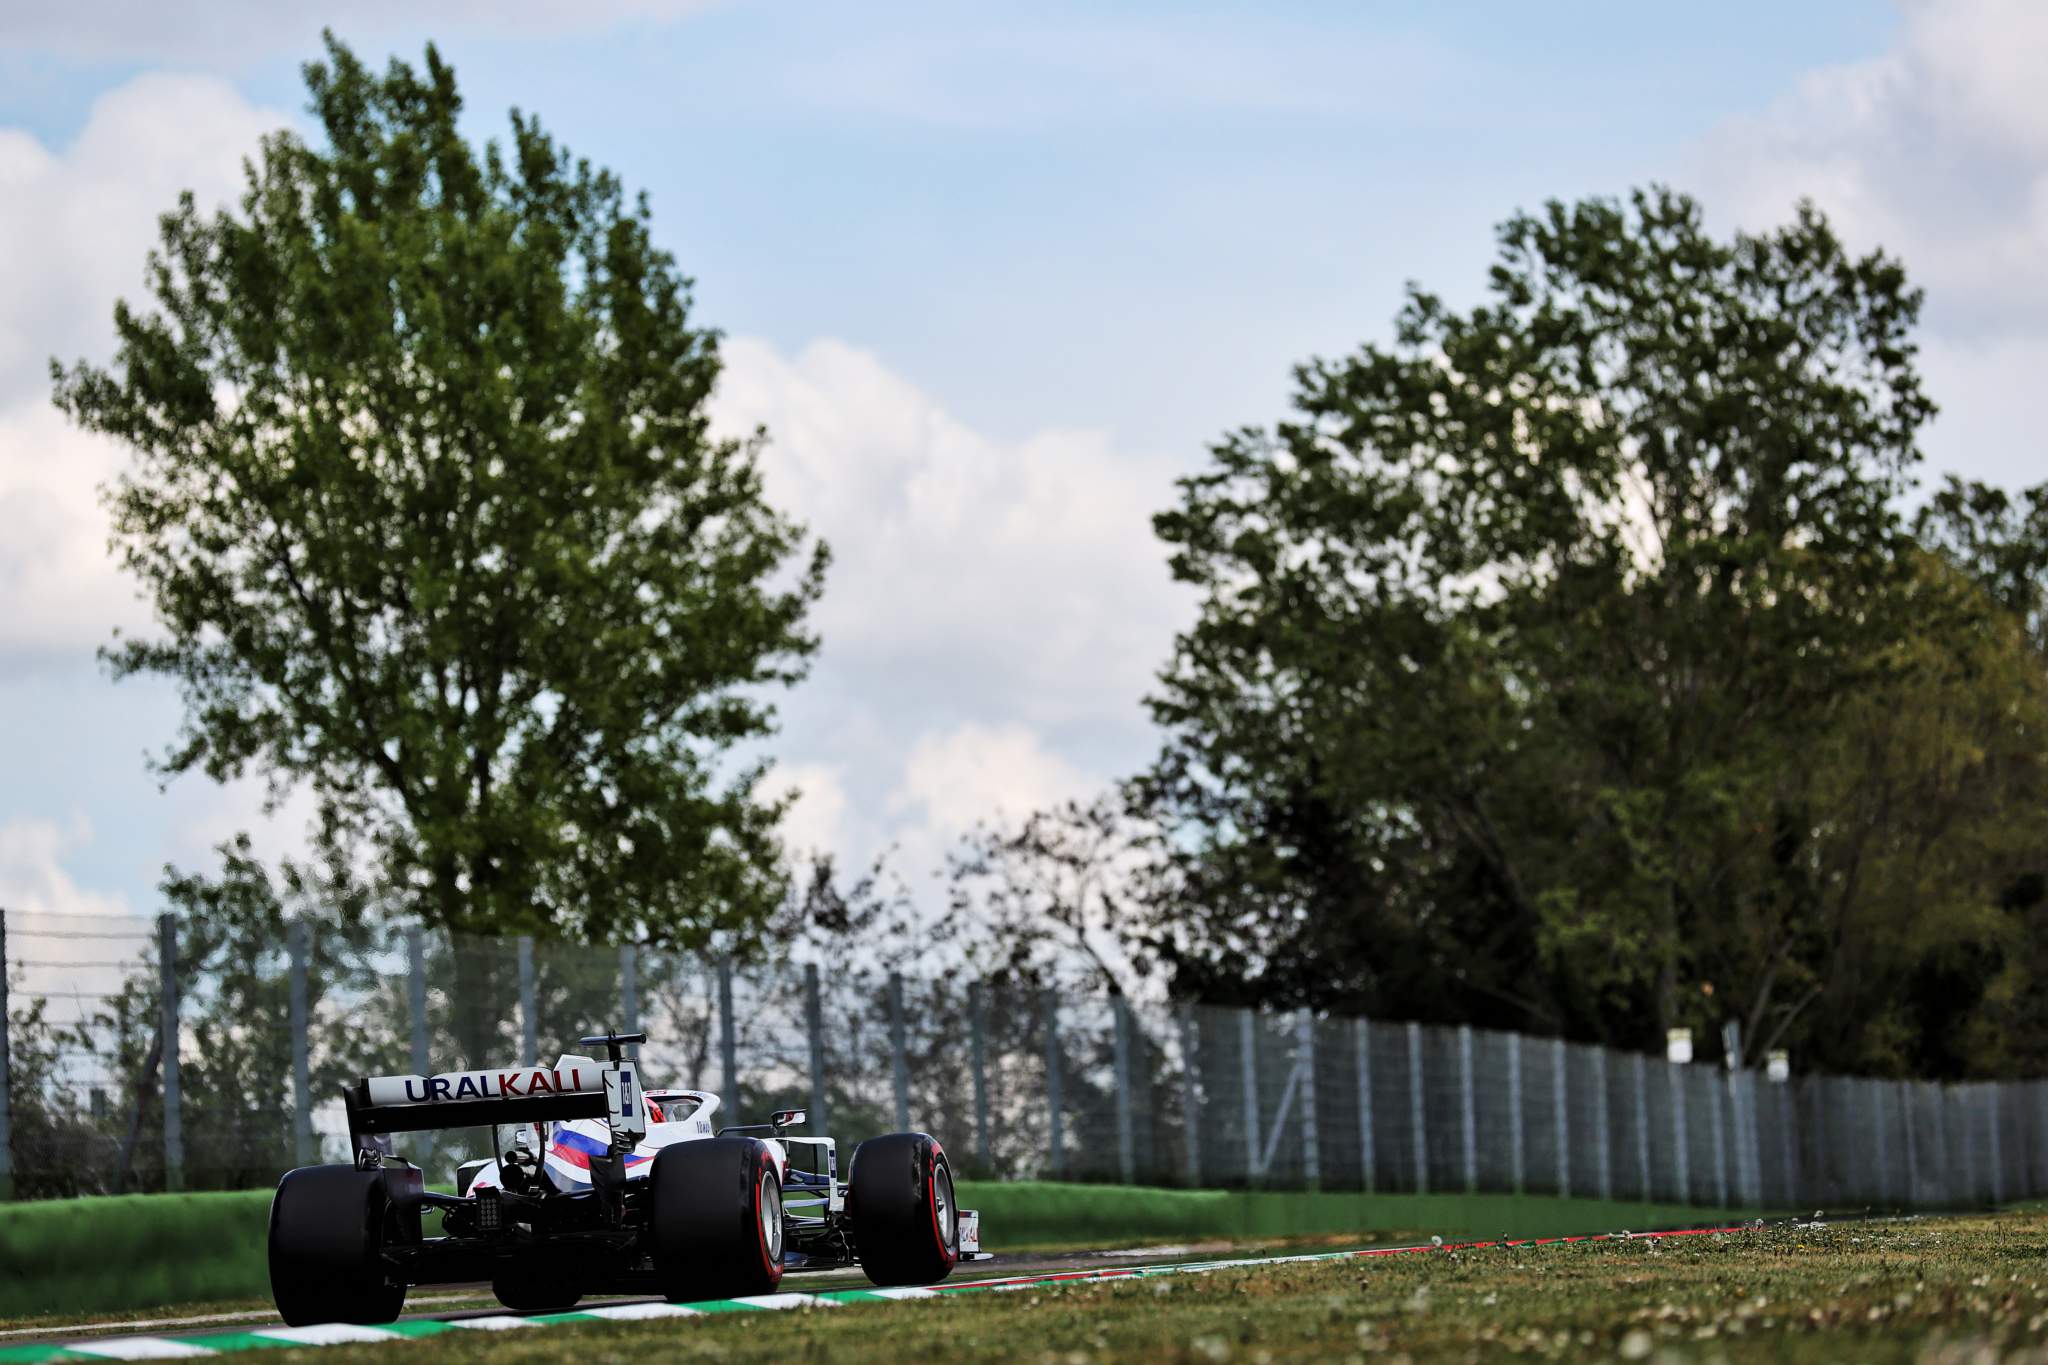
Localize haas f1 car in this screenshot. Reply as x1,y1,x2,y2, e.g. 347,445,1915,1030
267,1032,981,1324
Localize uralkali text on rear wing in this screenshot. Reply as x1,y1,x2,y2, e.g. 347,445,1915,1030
366,1064,604,1106
346,1061,625,1140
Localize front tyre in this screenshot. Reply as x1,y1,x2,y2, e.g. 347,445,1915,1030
648,1137,784,1302
268,1166,408,1326
848,1132,959,1286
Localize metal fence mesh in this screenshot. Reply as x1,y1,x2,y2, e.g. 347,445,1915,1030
5,910,2047,1207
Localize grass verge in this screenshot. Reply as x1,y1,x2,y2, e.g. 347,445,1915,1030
0,1182,1760,1321
256,1212,2048,1363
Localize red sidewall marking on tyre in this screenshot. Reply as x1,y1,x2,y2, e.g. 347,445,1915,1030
928,1166,956,1266
752,1157,780,1284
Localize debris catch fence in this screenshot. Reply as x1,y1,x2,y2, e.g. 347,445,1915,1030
2,907,2039,1208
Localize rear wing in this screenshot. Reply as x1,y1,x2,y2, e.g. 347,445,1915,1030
345,1063,610,1142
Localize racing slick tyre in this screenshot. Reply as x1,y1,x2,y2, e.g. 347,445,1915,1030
648,1137,784,1302
491,1260,582,1313
847,1131,959,1287
268,1165,409,1326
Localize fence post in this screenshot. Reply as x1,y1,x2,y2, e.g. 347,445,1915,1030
1632,1053,1652,1200
1113,996,1137,1185
1508,1034,1526,1194
2036,1083,2048,1201
1669,1063,1690,1205
1938,1085,1956,1207
1551,1037,1570,1198
969,981,991,1170
1710,1072,1729,1208
1353,1018,1374,1193
407,928,429,1075
288,920,312,1167
1957,1086,1978,1206
1900,1081,1919,1207
1779,1080,1797,1208
1406,1022,1427,1195
1239,1011,1262,1183
1457,1025,1477,1194
1593,1046,1613,1202
159,912,184,1193
1989,1086,2004,1207
1298,1008,1320,1191
1869,1080,1889,1207
0,908,14,1201
1181,1005,1203,1187
1739,1070,1764,1208
888,973,910,1132
517,937,537,1067
619,945,639,1059
1044,990,1065,1178
718,956,738,1109
805,964,828,1136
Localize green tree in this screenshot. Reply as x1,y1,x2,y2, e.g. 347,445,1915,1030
1902,479,2048,1075
1138,187,2041,1068
52,36,825,947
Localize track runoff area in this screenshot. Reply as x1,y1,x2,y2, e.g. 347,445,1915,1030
0,1221,1771,1362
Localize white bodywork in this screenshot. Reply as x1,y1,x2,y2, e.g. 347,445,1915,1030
465,1080,789,1193
418,1050,978,1259
447,1056,800,1197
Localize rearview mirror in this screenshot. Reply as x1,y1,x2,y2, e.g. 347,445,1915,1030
771,1109,806,1131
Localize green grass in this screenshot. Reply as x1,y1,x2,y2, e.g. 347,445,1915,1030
972,1182,1759,1250
0,1191,271,1320
252,1212,2048,1363
0,1182,1762,1321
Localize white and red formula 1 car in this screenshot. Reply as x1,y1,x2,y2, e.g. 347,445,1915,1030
267,1031,981,1325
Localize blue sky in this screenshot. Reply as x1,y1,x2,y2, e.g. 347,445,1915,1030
2,1,2041,934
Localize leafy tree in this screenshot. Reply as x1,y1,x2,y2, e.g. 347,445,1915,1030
1902,479,2048,1075
51,36,824,948
1138,187,2044,1069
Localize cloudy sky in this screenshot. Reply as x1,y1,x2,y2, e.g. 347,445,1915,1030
1,0,2041,929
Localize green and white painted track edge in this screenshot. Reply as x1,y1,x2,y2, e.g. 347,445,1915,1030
0,1223,1761,1362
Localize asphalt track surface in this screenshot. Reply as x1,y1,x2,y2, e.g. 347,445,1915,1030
1,1223,1781,1360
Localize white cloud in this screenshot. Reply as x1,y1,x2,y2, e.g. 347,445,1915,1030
1692,0,2048,491
163,776,323,879
715,336,1188,737
1915,333,2048,490
0,816,129,922
0,400,154,664
0,75,287,665
715,336,1190,884
895,722,1095,841
770,762,851,864
2,3,721,63
0,817,151,1012
1,74,285,406
875,721,1096,901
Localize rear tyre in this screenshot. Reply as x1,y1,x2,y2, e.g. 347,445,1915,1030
648,1137,784,1302
268,1165,409,1326
847,1132,958,1286
491,1260,583,1313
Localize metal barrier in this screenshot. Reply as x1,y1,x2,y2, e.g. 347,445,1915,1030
1,905,2040,1205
